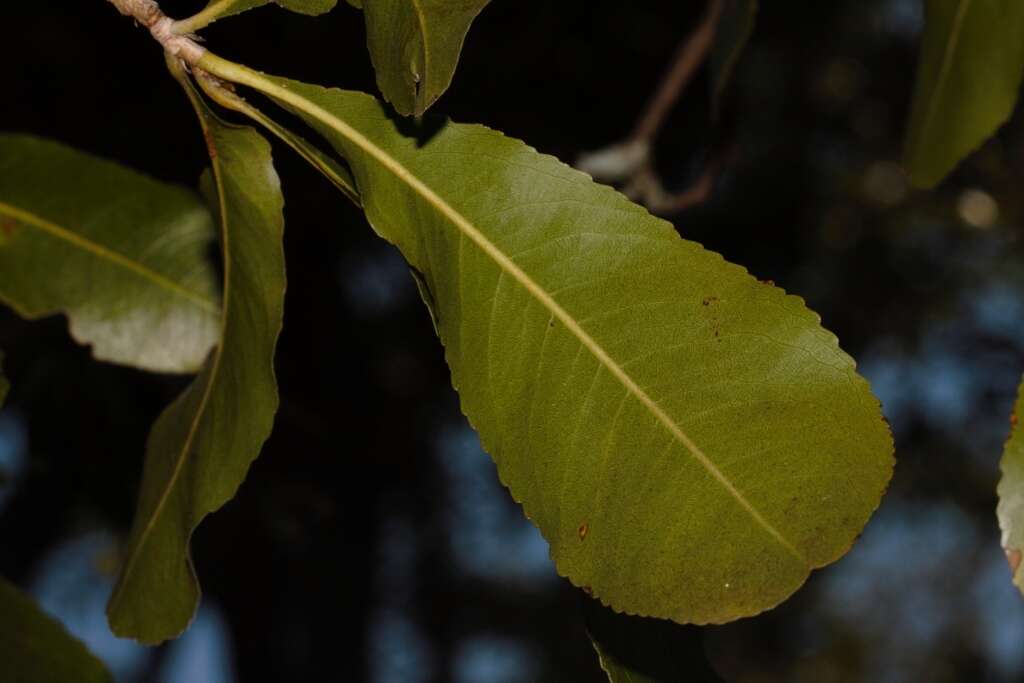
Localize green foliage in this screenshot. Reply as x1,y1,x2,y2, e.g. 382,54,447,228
0,577,112,683
904,0,1024,187
710,0,757,112
196,59,895,624
352,0,491,115
0,134,219,373
105,71,286,644
997,377,1024,595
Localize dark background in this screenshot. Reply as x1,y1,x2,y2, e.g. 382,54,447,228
3,1,1024,681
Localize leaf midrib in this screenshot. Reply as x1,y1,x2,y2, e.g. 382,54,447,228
0,201,218,314
915,0,973,157
213,57,808,566
107,103,233,621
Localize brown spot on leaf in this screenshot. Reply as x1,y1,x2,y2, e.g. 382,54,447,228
578,523,588,540
1011,412,1018,428
702,296,719,306
581,585,593,596
203,128,218,160
1006,548,1022,575
0,217,18,239
759,279,775,286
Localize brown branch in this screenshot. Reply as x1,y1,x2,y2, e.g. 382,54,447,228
105,0,206,65
630,0,724,144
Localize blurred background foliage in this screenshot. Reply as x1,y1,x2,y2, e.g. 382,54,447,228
2,0,1024,681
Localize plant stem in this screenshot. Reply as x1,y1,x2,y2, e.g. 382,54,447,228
105,0,205,63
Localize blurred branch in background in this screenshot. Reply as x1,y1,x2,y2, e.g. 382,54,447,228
576,0,726,214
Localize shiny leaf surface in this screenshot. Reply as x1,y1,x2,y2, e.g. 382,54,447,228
0,134,219,373
904,0,1024,187
355,0,491,116
106,75,285,644
203,56,893,624
0,577,113,683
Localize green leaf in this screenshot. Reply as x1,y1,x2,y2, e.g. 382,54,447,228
0,134,220,374
586,600,721,683
202,56,893,624
106,72,286,644
997,376,1024,595
0,577,113,683
710,0,757,113
904,0,1024,188
355,0,491,116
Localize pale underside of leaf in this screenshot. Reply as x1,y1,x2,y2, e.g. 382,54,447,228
904,0,1024,187
106,67,285,644
201,54,893,624
0,134,220,373
997,376,1024,595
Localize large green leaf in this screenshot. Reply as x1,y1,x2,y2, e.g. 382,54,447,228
904,0,1024,188
106,70,286,644
710,0,757,113
997,376,1024,595
0,134,219,374
200,55,893,624
0,577,113,683
354,0,491,116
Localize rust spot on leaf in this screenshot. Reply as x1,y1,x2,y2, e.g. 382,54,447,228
759,279,775,286
0,217,18,239
203,128,218,160
1011,412,1018,428
581,585,593,596
702,296,719,306
578,523,588,540
1006,548,1022,575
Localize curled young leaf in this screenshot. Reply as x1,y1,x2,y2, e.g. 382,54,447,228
354,0,491,116
0,577,113,683
199,56,894,625
904,0,1024,187
106,71,285,644
0,134,220,374
997,377,1024,595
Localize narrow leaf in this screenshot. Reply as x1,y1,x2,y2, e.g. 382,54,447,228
355,0,491,116
0,577,113,683
710,0,757,113
203,57,893,624
586,600,721,683
997,376,1024,595
106,75,286,644
0,134,220,373
904,0,1024,187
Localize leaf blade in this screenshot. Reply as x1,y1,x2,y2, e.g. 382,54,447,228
204,57,893,624
0,134,220,373
997,376,1024,594
357,0,491,115
904,0,1024,187
105,77,286,644
0,577,113,683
